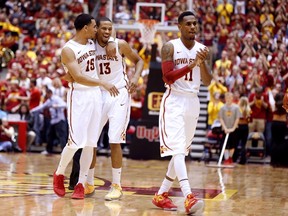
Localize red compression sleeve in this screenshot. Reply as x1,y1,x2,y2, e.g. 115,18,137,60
161,61,191,84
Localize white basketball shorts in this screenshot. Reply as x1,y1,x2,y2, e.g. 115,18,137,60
159,89,200,157
99,87,131,144
66,87,102,148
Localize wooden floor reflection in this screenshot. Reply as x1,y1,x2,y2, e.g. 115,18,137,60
0,153,287,216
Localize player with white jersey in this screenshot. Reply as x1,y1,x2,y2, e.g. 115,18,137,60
53,14,119,200
96,38,130,144
152,11,212,215
95,17,143,201
69,16,144,201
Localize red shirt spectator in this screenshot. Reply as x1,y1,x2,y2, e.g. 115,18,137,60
29,79,41,110
249,88,269,119
5,80,27,113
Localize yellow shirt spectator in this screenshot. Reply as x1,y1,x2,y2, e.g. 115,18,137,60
216,0,233,24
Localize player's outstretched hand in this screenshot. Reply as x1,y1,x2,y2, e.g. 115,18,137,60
102,82,119,97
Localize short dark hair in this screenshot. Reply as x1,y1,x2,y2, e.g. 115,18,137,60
30,79,37,86
74,14,95,31
96,16,112,27
178,11,196,23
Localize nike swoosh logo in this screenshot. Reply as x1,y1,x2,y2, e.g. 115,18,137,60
78,51,81,54
177,51,181,54
120,103,125,106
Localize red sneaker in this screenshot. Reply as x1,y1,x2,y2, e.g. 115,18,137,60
71,183,85,199
152,192,177,211
185,193,204,215
223,158,233,165
53,171,65,197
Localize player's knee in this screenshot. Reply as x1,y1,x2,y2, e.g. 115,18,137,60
110,143,121,150
172,153,185,161
64,144,78,151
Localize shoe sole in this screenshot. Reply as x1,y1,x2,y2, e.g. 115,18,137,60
152,200,177,211
105,194,123,201
53,188,65,197
186,201,204,215
85,189,95,197
71,195,84,199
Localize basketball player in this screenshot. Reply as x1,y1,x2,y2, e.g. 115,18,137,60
69,16,144,200
152,11,212,215
53,13,119,200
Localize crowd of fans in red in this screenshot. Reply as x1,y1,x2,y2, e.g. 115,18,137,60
0,0,287,155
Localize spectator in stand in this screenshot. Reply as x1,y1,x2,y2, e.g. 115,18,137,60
18,69,30,90
27,79,42,110
18,103,36,151
245,67,261,93
225,65,244,93
4,79,27,113
215,18,230,59
6,62,22,81
241,35,257,65
248,87,269,135
207,92,224,130
51,77,67,102
28,79,42,146
216,0,233,25
114,5,131,24
213,50,231,77
234,0,246,15
36,67,53,93
271,92,287,166
0,118,15,152
30,89,67,155
202,23,216,67
208,76,228,102
69,0,84,14
235,96,251,164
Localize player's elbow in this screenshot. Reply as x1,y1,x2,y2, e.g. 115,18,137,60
162,75,174,85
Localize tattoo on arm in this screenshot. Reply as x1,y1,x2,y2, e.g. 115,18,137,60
161,42,174,62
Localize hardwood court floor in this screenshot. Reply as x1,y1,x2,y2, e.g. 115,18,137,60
0,153,287,216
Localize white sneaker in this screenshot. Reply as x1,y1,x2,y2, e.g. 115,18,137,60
105,184,123,201
41,150,49,155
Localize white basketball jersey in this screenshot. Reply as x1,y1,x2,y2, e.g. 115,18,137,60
62,39,99,90
169,38,206,93
95,39,128,89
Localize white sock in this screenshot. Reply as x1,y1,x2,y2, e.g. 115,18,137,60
78,146,93,185
158,178,174,195
173,154,191,197
158,158,176,194
112,168,122,186
224,150,230,160
179,179,191,198
56,146,77,175
87,168,95,185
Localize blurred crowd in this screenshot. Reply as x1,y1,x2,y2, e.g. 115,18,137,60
0,0,287,158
